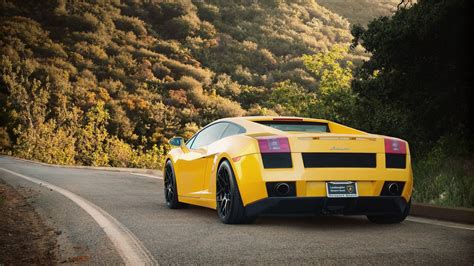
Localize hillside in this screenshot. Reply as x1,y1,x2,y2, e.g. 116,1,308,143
0,0,363,166
0,0,400,167
191,0,355,88
317,0,400,25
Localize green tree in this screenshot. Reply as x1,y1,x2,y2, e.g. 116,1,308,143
350,0,471,150
303,45,353,93
268,81,315,116
302,46,356,123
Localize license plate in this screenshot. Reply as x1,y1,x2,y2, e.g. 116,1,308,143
326,181,358,198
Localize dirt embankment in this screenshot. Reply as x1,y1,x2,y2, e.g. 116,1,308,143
0,180,57,264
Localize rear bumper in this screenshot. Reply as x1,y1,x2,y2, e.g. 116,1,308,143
245,196,408,217
233,153,414,206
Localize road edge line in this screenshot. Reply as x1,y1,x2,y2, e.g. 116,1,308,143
0,167,158,265
130,173,163,179
0,155,162,177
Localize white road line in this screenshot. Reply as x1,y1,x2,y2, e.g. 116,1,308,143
130,173,163,179
407,216,474,231
0,167,158,265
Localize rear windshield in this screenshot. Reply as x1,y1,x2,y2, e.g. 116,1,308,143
255,121,329,133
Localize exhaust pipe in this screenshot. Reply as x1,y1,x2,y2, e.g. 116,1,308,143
388,182,399,195
275,182,290,196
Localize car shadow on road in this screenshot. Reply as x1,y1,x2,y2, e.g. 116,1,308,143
255,215,377,229
165,203,403,230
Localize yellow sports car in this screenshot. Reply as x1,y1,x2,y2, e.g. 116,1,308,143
164,116,412,224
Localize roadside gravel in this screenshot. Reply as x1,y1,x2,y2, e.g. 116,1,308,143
0,179,58,264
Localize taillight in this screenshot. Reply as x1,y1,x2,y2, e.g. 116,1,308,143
385,138,407,169
257,136,292,168
384,138,406,154
272,117,303,122
257,136,290,153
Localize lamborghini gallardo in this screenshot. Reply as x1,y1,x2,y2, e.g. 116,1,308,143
163,116,413,224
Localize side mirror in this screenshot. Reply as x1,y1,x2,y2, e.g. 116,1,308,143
169,137,184,147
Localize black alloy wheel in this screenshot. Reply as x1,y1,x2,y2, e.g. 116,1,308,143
164,160,185,209
216,160,255,224
216,164,232,218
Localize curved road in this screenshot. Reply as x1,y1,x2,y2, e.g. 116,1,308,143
1,156,473,264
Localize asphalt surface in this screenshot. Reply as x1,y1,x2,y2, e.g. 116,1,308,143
0,156,473,265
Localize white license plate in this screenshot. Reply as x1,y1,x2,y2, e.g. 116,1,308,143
326,181,358,198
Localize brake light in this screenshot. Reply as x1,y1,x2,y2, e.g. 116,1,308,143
272,117,303,121
384,139,406,154
257,136,290,153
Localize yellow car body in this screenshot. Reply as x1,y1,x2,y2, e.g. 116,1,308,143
164,116,413,224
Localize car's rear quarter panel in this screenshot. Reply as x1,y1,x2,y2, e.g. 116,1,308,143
192,135,262,204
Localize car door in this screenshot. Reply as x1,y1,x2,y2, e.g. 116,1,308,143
175,122,229,198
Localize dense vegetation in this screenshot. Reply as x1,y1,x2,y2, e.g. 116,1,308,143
0,0,471,207
351,0,472,207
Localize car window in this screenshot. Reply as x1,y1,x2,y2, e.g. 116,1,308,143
221,123,245,139
255,121,329,132
190,122,229,149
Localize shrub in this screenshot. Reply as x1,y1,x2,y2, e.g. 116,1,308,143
163,59,212,84
106,136,133,167
212,96,244,118
114,16,147,36
0,127,12,150
13,121,76,165
130,144,165,169
75,101,109,166
162,16,200,40
196,3,220,21
413,135,474,208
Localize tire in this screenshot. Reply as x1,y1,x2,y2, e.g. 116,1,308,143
164,160,186,209
367,199,411,224
216,160,255,224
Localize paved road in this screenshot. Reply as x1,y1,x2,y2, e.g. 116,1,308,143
1,156,473,264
